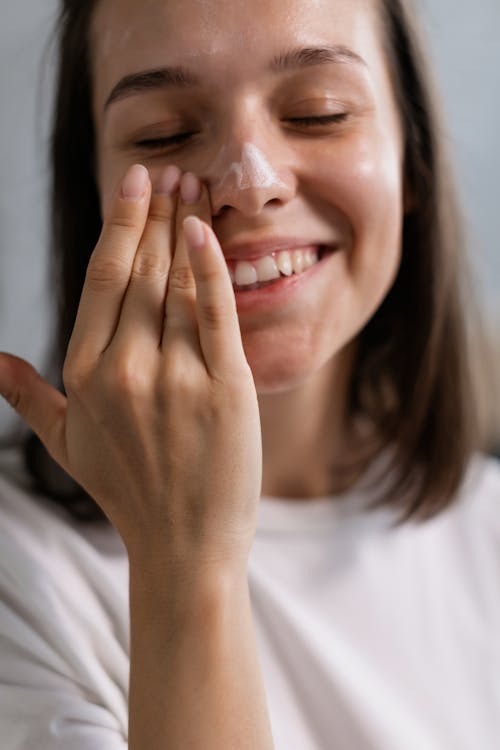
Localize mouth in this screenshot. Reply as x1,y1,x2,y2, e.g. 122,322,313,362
228,244,343,320
228,244,337,292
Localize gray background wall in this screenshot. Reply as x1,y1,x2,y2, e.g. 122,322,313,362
0,1,499,441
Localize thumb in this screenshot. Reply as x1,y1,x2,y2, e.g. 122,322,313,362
0,353,69,472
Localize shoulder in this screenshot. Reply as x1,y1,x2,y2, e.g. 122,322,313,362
437,453,500,573
457,452,500,518
0,449,128,640
0,454,117,601
0,450,129,744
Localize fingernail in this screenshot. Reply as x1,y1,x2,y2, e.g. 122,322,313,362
180,173,201,204
155,165,182,196
183,216,205,249
121,164,149,200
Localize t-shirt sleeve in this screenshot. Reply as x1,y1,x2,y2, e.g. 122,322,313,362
0,469,130,750
0,601,127,749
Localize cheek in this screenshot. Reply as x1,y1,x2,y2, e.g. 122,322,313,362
308,132,404,288
310,133,403,238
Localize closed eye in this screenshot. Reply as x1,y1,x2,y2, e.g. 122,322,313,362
134,114,349,151
287,113,348,126
134,132,197,150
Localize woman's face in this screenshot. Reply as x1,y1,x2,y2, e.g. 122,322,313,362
91,0,404,393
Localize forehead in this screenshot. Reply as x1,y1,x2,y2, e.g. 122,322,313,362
91,0,385,109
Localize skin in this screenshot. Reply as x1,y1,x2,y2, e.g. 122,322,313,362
90,0,405,499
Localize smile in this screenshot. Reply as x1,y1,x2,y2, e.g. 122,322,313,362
228,245,335,291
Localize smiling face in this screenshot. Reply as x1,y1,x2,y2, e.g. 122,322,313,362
90,0,405,393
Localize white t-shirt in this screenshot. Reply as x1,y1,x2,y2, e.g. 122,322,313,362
0,447,499,750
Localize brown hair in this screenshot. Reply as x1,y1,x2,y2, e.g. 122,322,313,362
24,0,487,525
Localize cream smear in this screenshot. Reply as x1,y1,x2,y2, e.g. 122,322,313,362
213,142,288,191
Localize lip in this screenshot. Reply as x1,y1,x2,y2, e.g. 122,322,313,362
222,236,337,262
232,245,338,315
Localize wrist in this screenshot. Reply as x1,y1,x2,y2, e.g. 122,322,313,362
128,550,248,612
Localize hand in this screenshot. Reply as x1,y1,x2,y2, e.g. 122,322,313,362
0,164,262,572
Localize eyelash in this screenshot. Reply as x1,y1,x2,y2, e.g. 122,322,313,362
290,113,348,127
134,113,348,150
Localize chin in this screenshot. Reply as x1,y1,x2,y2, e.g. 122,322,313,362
253,370,311,395
242,325,359,396
244,343,331,395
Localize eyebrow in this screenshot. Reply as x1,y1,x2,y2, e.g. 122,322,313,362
103,44,367,113
271,44,366,74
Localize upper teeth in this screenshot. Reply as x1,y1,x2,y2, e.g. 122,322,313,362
229,248,319,286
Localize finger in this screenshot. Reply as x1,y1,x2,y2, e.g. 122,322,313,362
112,165,181,353
67,164,151,362
0,353,69,472
162,173,208,349
182,217,248,378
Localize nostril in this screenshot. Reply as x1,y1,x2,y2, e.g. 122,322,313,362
265,196,284,208
212,204,232,219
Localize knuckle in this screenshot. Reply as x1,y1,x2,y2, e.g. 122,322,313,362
110,358,150,396
214,362,253,391
196,267,220,286
199,299,231,329
62,361,89,394
148,206,174,224
86,256,130,290
160,355,198,391
5,386,22,412
159,357,186,389
104,214,138,231
132,250,169,281
168,266,195,293
229,360,253,381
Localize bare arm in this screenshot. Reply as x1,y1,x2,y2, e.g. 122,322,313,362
128,563,274,749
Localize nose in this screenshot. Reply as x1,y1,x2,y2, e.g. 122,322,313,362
206,135,296,218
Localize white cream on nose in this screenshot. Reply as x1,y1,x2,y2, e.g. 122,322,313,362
213,142,288,191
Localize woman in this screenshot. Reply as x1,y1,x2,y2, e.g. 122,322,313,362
0,0,498,747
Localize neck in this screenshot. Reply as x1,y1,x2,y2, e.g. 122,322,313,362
257,342,361,500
